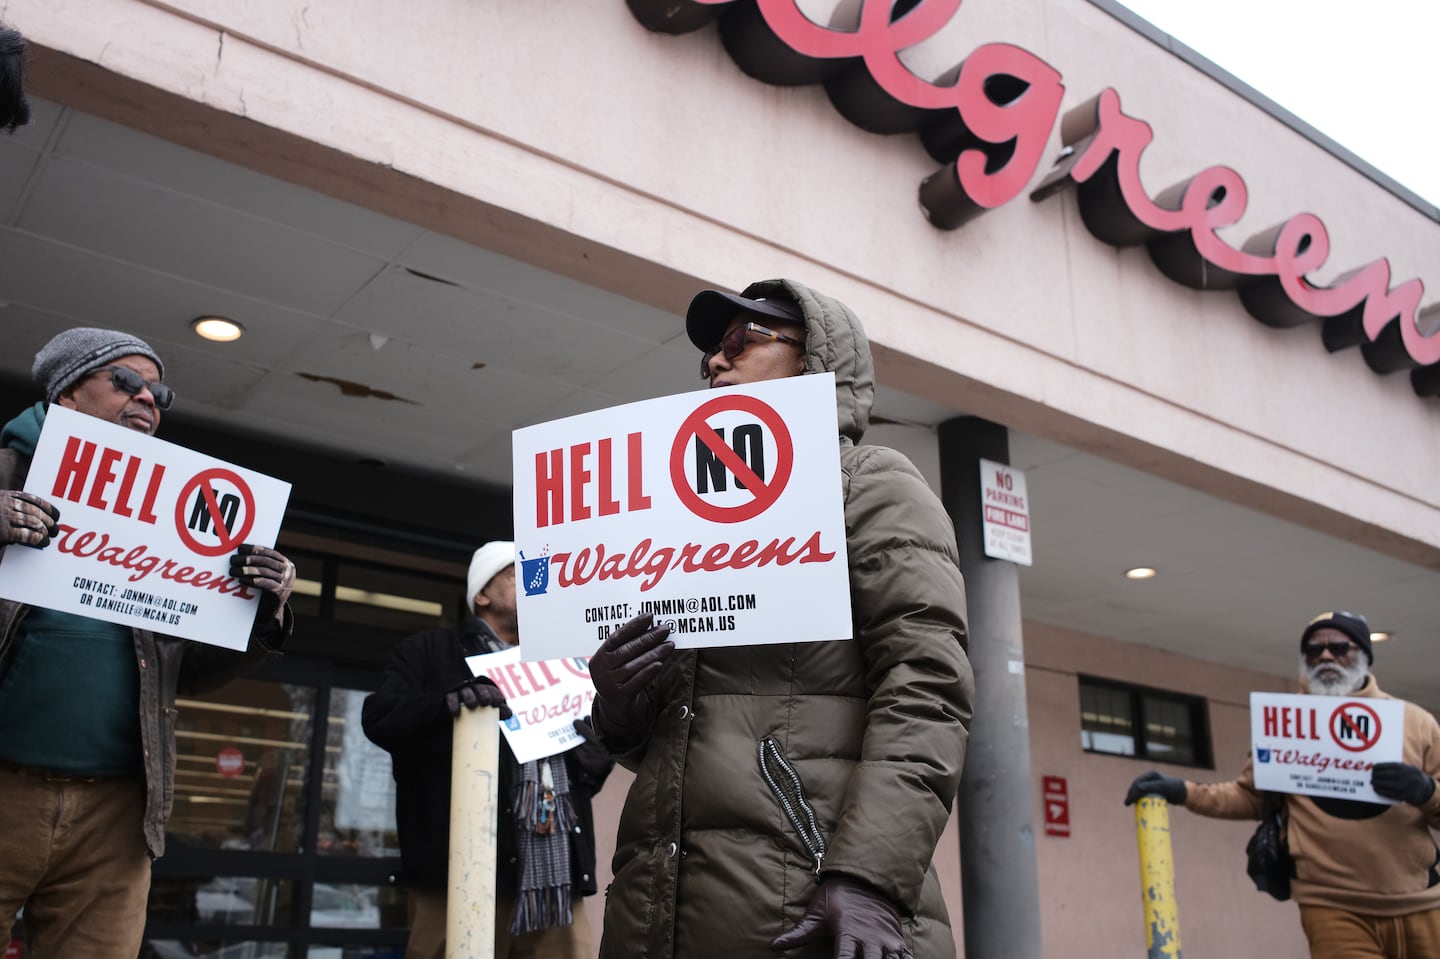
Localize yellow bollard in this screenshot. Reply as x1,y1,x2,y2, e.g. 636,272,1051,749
447,706,500,959
1134,796,1182,959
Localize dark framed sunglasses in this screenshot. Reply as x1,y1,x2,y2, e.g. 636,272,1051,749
1302,640,1359,662
92,365,175,410
701,322,803,379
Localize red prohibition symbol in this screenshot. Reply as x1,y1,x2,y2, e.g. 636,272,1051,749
1329,701,1383,753
669,394,794,523
175,468,257,557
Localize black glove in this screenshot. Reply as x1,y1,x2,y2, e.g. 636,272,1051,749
0,489,60,548
444,677,511,719
230,544,295,619
770,875,911,959
1124,770,1187,806
589,613,673,732
1371,762,1437,806
570,718,613,779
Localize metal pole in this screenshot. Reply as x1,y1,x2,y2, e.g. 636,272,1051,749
446,707,500,959
1133,796,1183,959
937,417,1043,959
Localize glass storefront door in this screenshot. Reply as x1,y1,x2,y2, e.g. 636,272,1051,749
138,540,467,959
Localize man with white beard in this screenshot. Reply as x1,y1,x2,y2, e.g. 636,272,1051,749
1124,611,1440,959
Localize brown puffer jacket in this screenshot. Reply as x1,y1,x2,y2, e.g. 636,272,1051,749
595,279,974,959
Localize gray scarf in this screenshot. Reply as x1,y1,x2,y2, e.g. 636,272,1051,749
476,627,575,935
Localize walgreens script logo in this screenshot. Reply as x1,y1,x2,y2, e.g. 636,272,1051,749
630,0,1440,396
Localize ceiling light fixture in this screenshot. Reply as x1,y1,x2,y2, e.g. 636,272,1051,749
1370,631,1392,643
192,316,245,342
1124,567,1157,580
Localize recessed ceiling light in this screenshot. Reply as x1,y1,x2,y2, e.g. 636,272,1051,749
1124,567,1157,580
1370,631,1392,643
192,316,245,342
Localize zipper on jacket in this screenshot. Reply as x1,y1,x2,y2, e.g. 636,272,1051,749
758,737,827,878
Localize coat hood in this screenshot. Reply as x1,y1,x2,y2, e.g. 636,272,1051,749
0,402,45,458
736,279,874,445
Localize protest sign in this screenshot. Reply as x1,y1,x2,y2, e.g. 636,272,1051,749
1250,691,1405,803
511,374,851,661
0,405,291,650
465,647,596,764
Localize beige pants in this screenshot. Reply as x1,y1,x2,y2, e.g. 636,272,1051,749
1300,904,1440,959
0,766,152,959
406,886,596,959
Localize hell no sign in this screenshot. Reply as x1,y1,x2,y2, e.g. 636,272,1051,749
0,405,291,650
511,374,851,662
1250,691,1405,803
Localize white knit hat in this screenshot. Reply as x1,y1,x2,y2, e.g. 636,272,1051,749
467,540,515,609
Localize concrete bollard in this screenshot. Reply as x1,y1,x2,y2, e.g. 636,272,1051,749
446,706,500,959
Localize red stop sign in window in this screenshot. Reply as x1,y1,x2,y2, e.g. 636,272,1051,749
216,747,245,778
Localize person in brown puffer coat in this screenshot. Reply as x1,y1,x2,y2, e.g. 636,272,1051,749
588,279,974,959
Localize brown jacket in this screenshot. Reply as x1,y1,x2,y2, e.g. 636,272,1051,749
594,280,974,958
0,445,290,859
1185,675,1440,916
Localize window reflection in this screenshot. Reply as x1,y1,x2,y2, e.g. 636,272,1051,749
142,941,289,959
169,680,315,853
317,689,398,859
149,877,295,927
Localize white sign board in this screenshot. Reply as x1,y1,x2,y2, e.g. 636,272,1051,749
0,405,292,650
466,647,597,765
980,458,1032,566
512,374,851,662
1250,691,1405,803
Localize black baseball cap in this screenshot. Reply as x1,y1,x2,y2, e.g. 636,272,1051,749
685,289,804,352
1301,610,1374,665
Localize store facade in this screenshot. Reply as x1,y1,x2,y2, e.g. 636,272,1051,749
2,0,1438,956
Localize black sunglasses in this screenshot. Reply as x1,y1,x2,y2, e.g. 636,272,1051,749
92,365,175,410
701,322,803,379
1303,640,1359,662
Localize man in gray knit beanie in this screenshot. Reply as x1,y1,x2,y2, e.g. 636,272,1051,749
31,326,167,407
0,327,299,958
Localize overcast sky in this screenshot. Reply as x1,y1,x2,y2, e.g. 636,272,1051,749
1112,0,1440,208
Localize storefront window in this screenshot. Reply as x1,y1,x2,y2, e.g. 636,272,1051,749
142,941,290,959
148,877,296,927
1080,680,1136,756
169,679,315,853
283,551,328,620
332,563,457,634
317,688,399,859
1079,676,1211,767
308,883,405,930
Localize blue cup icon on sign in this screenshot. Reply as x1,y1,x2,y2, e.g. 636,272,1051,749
520,551,549,596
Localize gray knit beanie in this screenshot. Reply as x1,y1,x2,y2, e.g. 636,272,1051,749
32,328,166,404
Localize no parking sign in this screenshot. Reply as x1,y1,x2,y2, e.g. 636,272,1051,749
0,405,291,650
512,374,851,661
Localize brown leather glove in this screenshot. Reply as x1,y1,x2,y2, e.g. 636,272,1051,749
588,613,673,734
770,875,911,959
0,489,59,548
229,544,295,620
444,677,511,719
